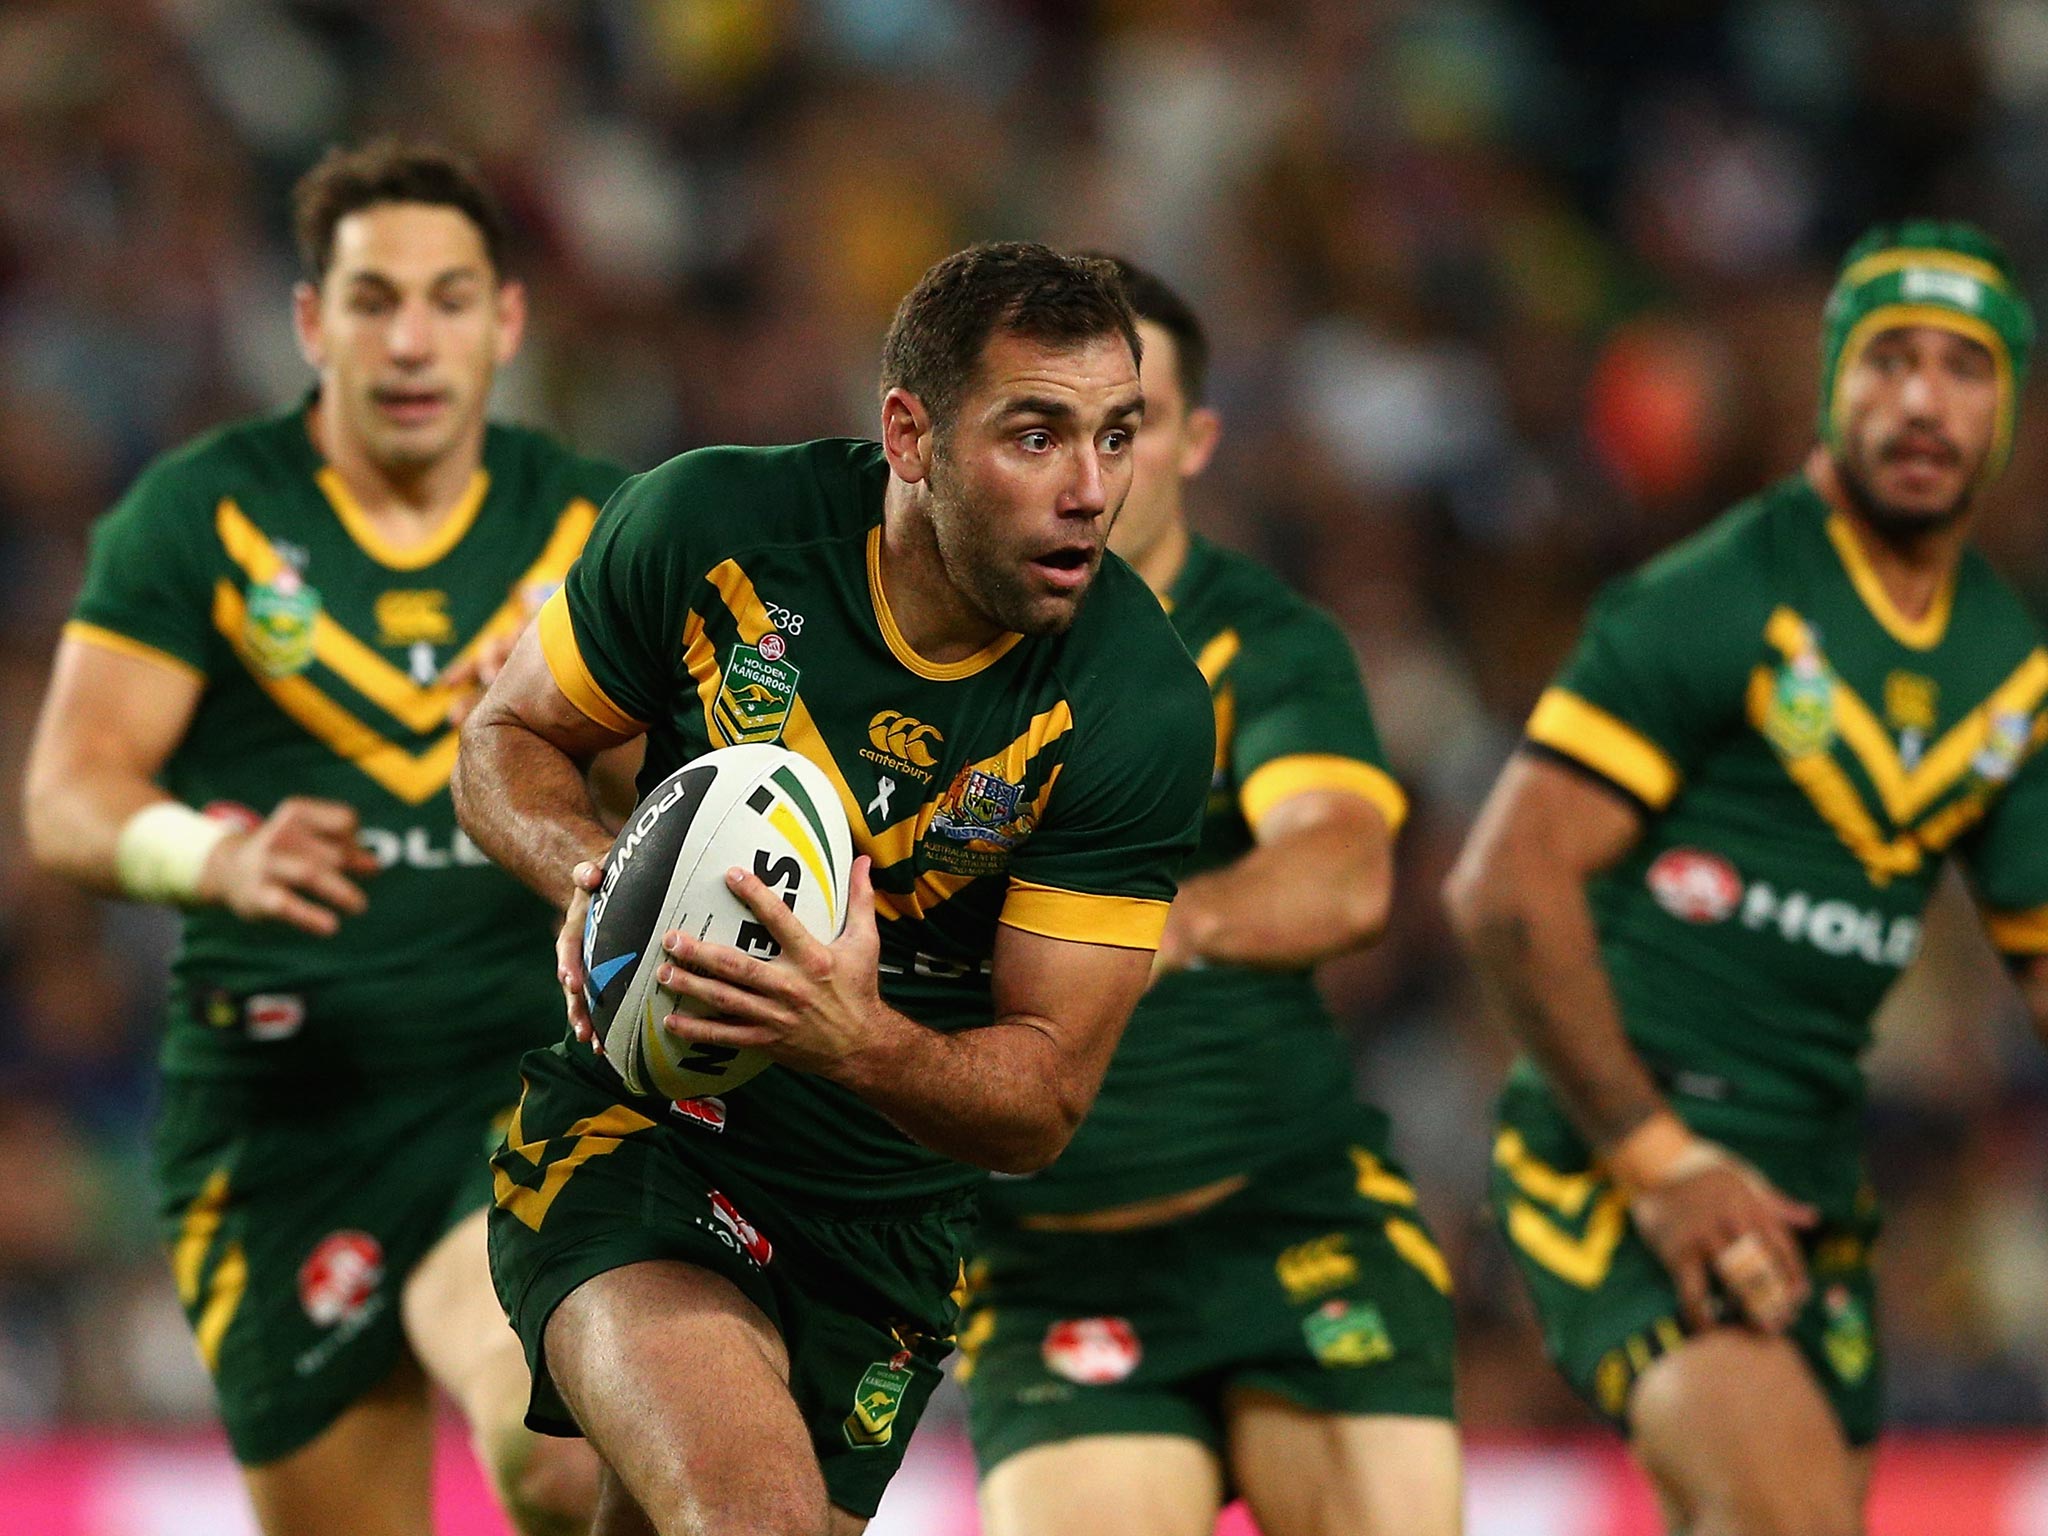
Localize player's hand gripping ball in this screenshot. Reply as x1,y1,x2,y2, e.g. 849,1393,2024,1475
581,744,853,1099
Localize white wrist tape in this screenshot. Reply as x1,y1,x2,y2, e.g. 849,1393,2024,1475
115,802,233,903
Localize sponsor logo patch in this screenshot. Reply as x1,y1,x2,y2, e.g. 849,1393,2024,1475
299,1231,384,1327
670,1096,727,1132
707,1189,772,1266
1041,1317,1141,1384
843,1352,915,1448
243,567,321,678
714,641,800,744
245,993,305,1042
1646,848,1743,924
1301,1298,1393,1367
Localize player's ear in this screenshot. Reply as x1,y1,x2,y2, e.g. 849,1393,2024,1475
880,387,935,485
492,278,529,367
292,281,325,370
1180,406,1222,480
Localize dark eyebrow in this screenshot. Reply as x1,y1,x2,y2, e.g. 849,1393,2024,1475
994,396,1079,423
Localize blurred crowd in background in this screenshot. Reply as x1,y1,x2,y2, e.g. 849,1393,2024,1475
5,0,2048,1448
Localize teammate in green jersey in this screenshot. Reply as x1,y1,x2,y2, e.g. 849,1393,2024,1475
959,261,1461,1536
1447,221,2048,1536
454,243,1214,1536
23,142,624,1536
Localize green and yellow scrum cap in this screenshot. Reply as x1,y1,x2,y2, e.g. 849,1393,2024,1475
1819,220,2034,476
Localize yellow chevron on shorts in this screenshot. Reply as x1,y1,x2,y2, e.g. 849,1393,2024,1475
493,1101,659,1233
1492,1127,1600,1217
1350,1146,1418,1208
1385,1216,1453,1295
169,1167,246,1373
1506,1191,1628,1290
172,1167,233,1306
194,1241,247,1372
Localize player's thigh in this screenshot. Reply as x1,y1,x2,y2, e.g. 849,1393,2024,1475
1227,1393,1461,1536
546,1257,827,1536
1630,1330,1860,1536
240,1351,434,1536
980,1435,1224,1536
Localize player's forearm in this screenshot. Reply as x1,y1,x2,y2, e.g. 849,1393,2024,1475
22,760,178,895
452,714,613,909
1168,837,1390,971
830,1011,1092,1174
1447,866,1666,1149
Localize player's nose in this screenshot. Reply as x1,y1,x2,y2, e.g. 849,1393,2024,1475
1057,445,1112,518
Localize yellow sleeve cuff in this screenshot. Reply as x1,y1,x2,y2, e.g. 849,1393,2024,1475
1984,905,2048,956
1525,687,1682,811
999,879,1172,950
538,589,643,736
1238,753,1407,835
63,620,206,685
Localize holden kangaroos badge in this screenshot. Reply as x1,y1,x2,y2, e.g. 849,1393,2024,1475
714,633,800,744
244,564,322,678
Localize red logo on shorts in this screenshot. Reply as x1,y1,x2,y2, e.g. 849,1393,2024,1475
758,632,787,662
1646,847,1742,924
1041,1317,1141,1384
201,800,263,832
671,1097,728,1132
708,1189,773,1266
298,1231,384,1327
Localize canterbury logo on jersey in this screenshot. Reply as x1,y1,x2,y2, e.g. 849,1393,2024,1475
374,590,454,646
862,710,944,781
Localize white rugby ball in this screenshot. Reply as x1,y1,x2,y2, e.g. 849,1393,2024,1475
581,743,853,1100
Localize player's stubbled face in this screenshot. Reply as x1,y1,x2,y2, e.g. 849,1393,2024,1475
303,203,517,475
927,331,1143,636
1835,325,2000,535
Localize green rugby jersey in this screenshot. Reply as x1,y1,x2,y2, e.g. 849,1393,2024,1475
1523,474,2048,1139
983,535,1408,1215
68,404,625,1080
539,438,1214,1205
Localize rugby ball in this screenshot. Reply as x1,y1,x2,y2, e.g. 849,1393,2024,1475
582,743,854,1100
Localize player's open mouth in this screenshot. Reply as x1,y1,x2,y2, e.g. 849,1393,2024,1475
1029,547,1096,592
373,388,450,426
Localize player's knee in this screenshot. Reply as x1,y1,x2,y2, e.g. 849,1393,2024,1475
484,1424,599,1536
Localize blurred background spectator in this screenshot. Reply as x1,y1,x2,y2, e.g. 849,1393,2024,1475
3,0,2047,1447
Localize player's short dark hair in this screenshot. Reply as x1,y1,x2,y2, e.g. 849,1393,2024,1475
1096,257,1209,406
292,138,511,283
879,243,1142,432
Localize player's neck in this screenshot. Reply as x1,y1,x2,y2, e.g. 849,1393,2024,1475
1117,516,1189,599
878,483,1008,663
1804,448,1970,624
306,399,484,531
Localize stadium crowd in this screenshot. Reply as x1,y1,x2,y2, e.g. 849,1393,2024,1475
3,0,2048,1446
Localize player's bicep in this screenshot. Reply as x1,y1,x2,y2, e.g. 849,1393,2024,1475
987,921,1154,1105
29,636,204,794
1461,749,1647,893
469,620,641,764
